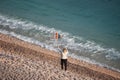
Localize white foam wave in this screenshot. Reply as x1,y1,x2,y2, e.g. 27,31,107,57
0,14,62,34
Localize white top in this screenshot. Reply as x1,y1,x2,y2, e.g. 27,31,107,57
57,48,68,59
61,51,68,59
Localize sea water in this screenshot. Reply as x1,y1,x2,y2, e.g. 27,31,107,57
0,0,120,72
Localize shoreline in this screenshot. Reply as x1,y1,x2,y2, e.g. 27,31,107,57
0,33,120,80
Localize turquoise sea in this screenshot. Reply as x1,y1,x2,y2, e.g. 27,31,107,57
0,0,120,71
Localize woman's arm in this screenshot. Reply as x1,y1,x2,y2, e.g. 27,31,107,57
57,48,62,53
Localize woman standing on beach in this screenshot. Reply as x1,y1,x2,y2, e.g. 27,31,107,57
61,48,68,71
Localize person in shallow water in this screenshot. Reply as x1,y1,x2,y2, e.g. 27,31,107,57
60,48,68,71
54,32,63,40
53,32,63,47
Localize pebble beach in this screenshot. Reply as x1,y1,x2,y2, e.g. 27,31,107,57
0,33,120,80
